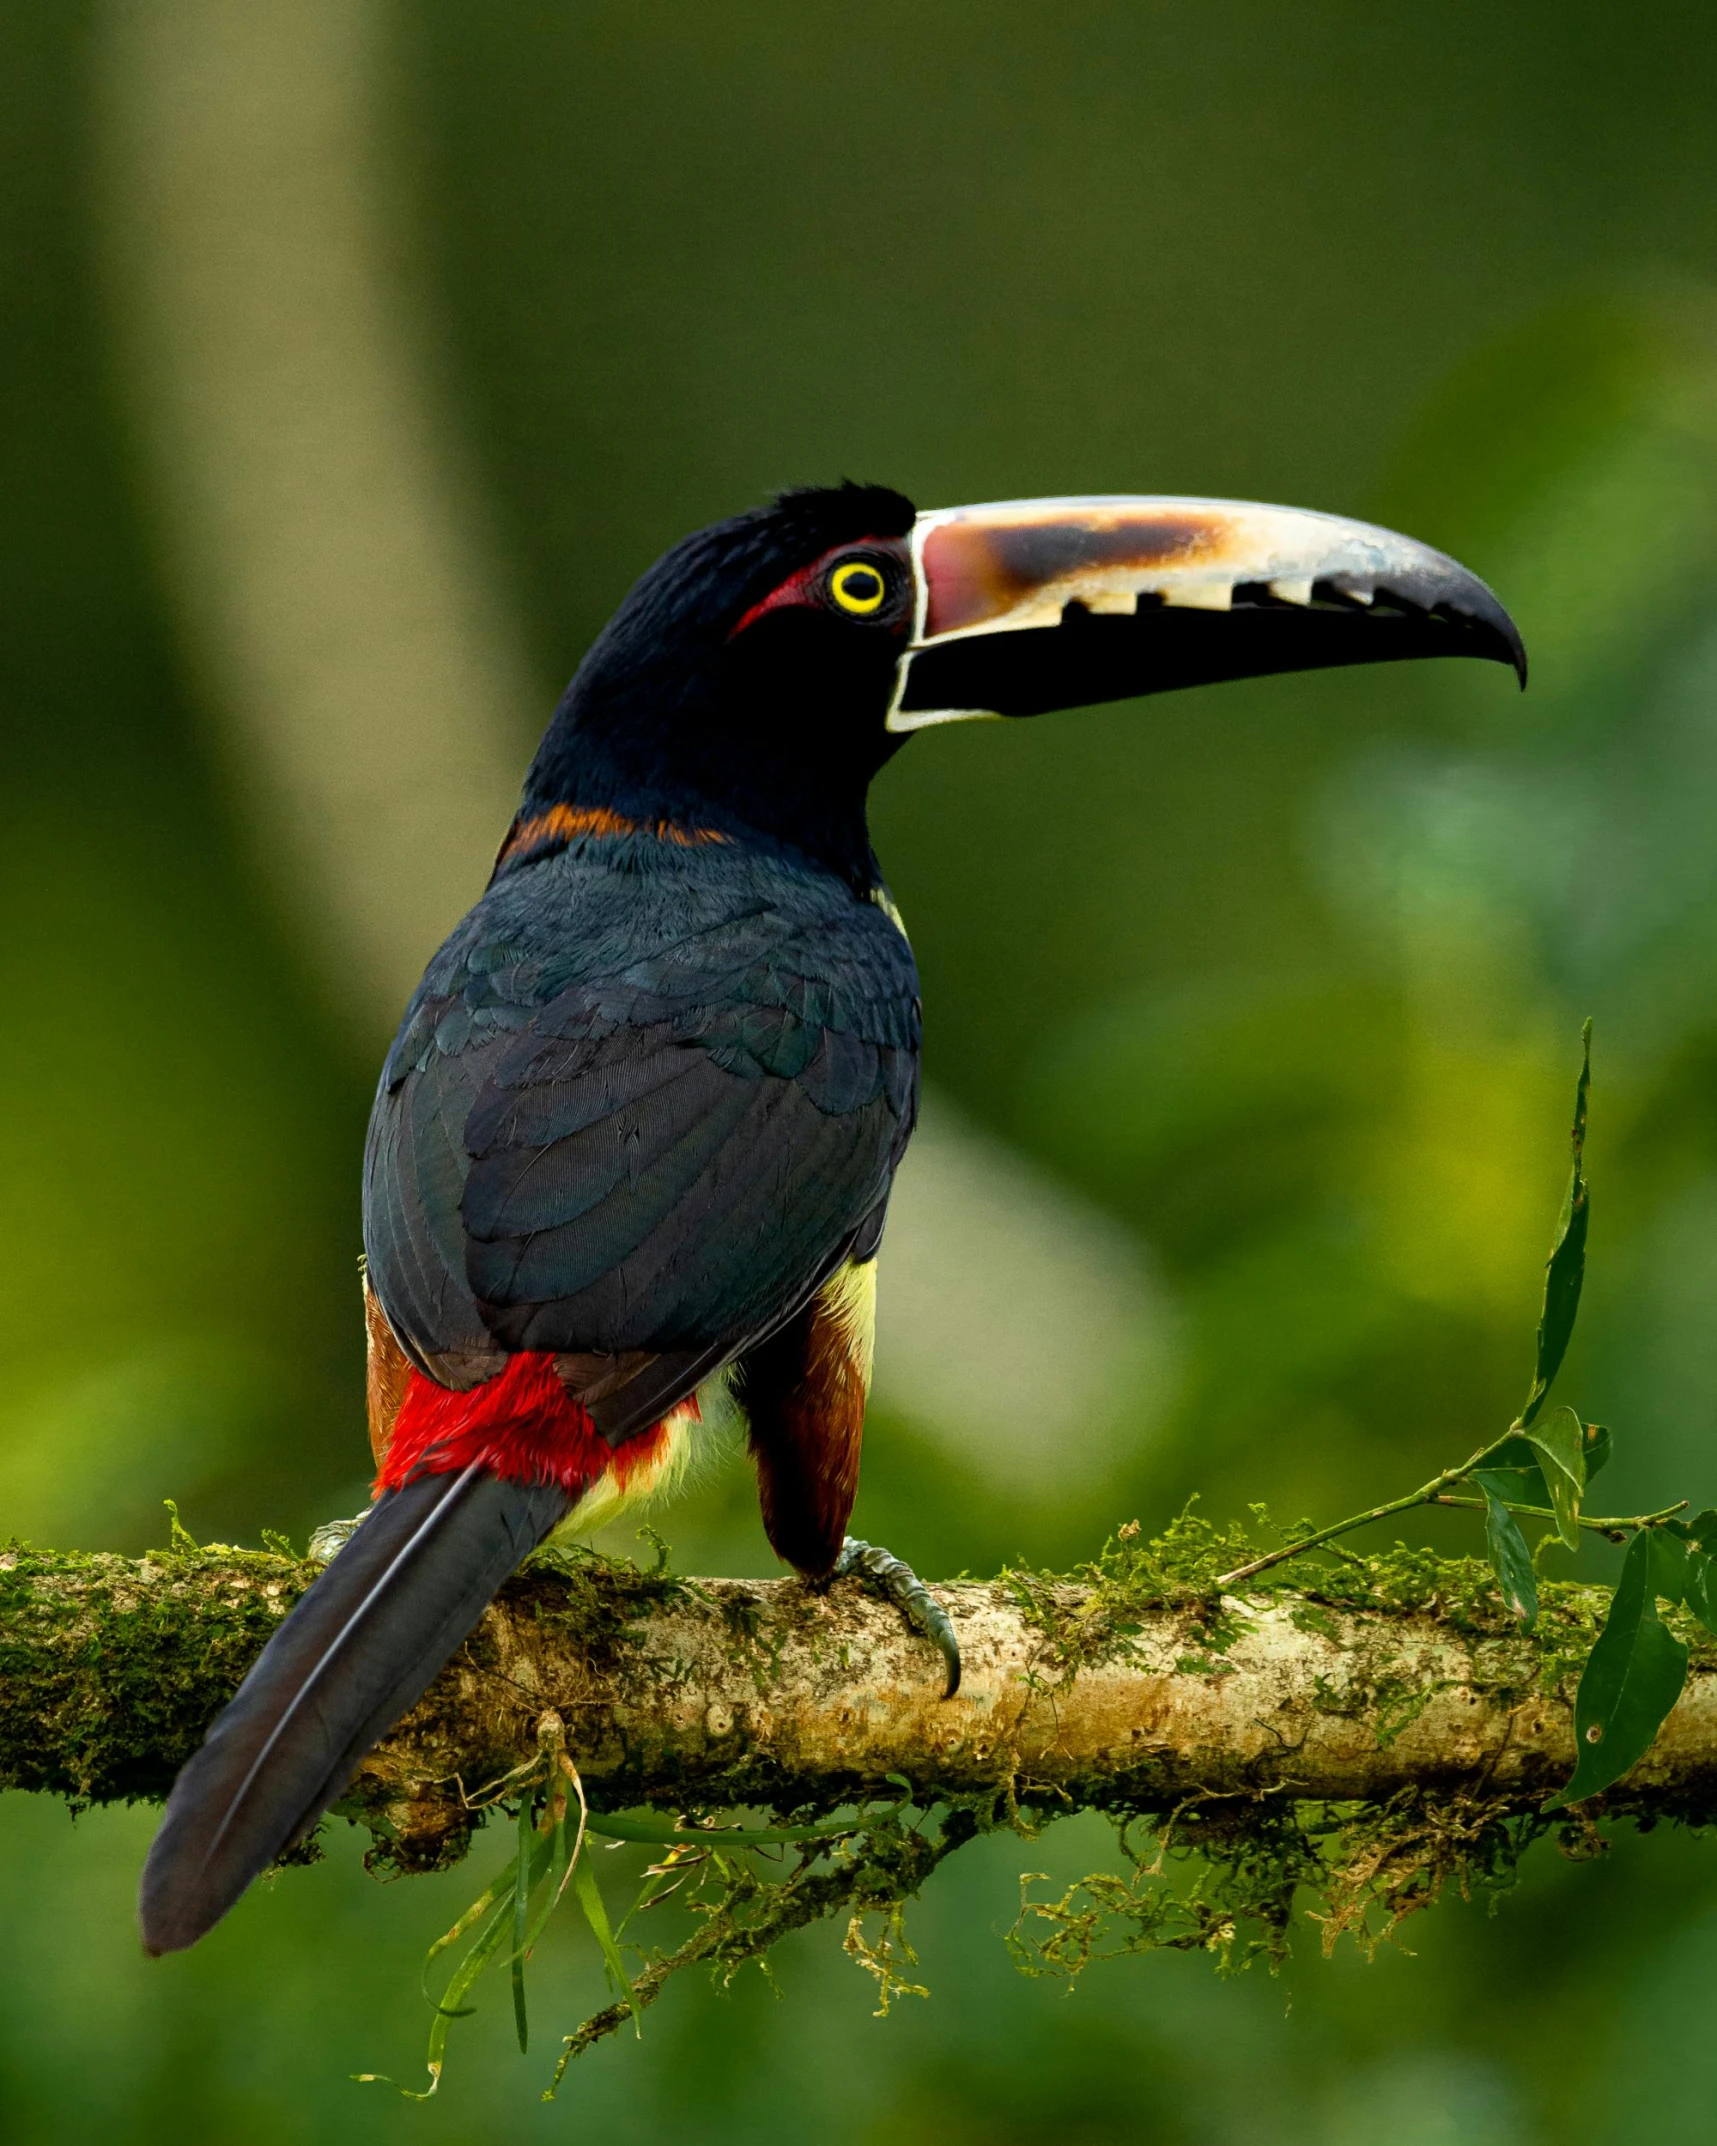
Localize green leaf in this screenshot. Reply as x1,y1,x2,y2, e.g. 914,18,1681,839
1482,1421,1608,1497
1473,1455,1553,1508
1642,1526,1688,1607
572,1856,641,2037
1480,1481,1538,1630
1519,1022,1591,1430
1685,1514,1717,1634
1689,1508,1717,1554
1685,1551,1717,1637
1522,1404,1587,1551
1469,1468,1538,1511
1547,1527,1689,1808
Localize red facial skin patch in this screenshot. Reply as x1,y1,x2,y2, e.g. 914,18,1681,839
730,535,910,640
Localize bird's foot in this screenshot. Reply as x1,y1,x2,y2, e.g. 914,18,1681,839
834,1537,961,1699
306,1512,371,1565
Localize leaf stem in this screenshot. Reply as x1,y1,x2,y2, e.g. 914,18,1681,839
1429,1495,1687,1537
1216,1444,1690,1590
1214,1433,1519,1590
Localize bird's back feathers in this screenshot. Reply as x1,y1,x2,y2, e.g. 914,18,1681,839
363,835,918,1429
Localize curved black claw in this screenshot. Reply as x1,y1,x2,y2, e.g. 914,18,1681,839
305,1512,370,1565
835,1537,961,1699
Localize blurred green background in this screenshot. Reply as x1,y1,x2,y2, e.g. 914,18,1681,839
8,1,1717,2137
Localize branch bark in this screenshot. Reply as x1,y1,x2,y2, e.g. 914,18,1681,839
6,1538,1717,1865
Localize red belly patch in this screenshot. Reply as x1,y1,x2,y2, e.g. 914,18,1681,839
376,1352,685,1498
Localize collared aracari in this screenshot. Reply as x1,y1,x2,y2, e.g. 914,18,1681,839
140,484,1523,1954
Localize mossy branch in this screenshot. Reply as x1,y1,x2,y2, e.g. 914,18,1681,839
6,1526,1717,1877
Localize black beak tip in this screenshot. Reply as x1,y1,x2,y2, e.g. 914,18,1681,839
1346,539,1525,691
1489,607,1529,690
1485,610,1528,689
1431,570,1526,689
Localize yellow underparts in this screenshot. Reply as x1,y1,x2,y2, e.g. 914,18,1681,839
551,1394,706,1541
549,1264,874,1546
818,1257,877,1392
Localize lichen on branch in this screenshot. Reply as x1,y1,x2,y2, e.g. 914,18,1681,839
8,1512,1717,1849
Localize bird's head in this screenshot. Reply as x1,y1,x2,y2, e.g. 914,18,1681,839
516,481,1524,888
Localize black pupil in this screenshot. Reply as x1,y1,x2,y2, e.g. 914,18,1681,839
844,566,882,603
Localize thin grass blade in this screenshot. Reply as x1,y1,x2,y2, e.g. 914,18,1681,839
360,1884,520,2098
418,1859,516,2005
573,1855,641,2038
512,1798,534,2053
518,1809,577,1959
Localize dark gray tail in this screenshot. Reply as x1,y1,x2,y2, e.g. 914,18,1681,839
138,1467,569,1956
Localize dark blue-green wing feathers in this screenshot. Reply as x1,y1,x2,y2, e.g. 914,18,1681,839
362,842,918,1419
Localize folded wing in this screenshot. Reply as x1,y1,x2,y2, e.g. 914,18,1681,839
363,848,919,1433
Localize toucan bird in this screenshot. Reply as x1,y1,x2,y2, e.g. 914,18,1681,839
139,484,1523,1954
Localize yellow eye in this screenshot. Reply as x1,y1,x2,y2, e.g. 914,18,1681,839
829,559,888,615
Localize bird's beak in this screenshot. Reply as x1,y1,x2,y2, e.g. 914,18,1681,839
885,496,1525,733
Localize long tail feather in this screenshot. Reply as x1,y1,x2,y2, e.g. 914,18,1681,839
139,1467,570,1955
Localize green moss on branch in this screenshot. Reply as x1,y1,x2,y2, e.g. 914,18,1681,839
6,1517,1717,1872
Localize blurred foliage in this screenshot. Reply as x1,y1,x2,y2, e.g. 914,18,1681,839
0,1,367,1562
1022,295,1717,1540
7,1,1717,2142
